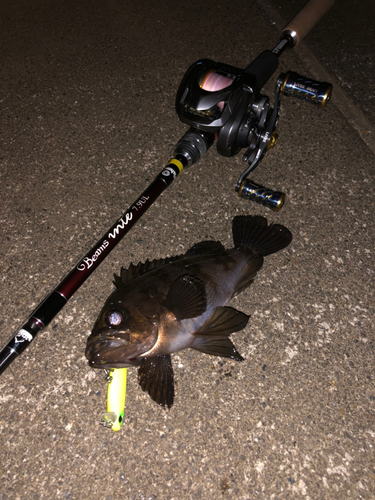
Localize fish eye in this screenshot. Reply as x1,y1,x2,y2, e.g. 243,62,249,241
105,309,125,327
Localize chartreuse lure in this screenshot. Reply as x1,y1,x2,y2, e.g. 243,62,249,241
101,367,127,431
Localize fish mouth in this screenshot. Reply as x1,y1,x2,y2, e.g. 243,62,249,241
85,334,140,369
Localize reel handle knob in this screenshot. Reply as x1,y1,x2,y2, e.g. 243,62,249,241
279,71,332,108
237,179,285,212
281,0,335,47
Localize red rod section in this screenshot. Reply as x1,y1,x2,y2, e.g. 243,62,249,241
0,158,185,375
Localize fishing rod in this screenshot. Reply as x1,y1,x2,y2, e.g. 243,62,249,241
0,0,334,377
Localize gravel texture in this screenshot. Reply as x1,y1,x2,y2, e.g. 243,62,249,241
0,1,374,499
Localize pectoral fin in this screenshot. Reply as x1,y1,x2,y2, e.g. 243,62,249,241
138,354,175,408
191,306,249,360
164,275,207,321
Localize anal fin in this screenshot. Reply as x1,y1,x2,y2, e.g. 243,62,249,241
191,306,249,361
192,336,244,361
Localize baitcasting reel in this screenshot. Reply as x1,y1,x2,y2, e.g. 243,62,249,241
175,47,332,211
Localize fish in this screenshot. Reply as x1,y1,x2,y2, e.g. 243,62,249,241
85,215,292,408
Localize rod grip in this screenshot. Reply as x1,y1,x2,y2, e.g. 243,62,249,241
281,0,335,46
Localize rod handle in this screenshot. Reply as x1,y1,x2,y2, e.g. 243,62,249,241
281,0,335,47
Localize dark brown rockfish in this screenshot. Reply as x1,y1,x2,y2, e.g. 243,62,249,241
86,216,292,408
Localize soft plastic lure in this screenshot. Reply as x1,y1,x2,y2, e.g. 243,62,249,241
101,367,127,431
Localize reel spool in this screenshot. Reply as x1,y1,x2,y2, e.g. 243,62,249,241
176,56,332,211
199,70,234,108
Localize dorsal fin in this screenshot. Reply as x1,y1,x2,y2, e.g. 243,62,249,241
185,240,225,256
113,255,184,287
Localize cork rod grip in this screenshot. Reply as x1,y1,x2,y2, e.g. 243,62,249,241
281,0,335,46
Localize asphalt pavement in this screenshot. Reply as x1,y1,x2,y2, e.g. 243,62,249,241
0,1,374,499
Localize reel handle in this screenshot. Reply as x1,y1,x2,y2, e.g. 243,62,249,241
281,0,335,47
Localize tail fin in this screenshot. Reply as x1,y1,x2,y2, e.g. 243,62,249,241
232,216,292,256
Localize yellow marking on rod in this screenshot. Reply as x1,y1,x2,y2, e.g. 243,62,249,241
102,368,127,431
168,158,184,173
